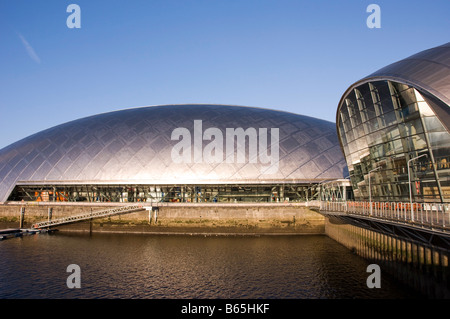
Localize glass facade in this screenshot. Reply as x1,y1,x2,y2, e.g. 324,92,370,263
8,183,322,203
337,80,450,203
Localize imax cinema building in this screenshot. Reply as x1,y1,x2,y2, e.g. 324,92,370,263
0,104,348,203
337,42,450,203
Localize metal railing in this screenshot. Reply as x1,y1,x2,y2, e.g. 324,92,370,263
32,204,147,229
320,200,450,233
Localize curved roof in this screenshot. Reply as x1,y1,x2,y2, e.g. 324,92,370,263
0,104,348,201
367,42,450,106
337,42,450,125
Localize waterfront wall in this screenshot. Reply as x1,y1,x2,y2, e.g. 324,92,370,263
325,217,450,298
0,203,325,235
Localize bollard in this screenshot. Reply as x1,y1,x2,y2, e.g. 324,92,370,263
153,207,158,224
89,208,93,235
148,208,153,224
19,207,25,228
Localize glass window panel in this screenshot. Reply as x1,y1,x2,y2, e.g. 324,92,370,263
355,137,367,152
350,109,362,127
404,134,428,152
384,140,393,155
392,139,404,154
383,110,397,127
355,124,366,137
370,144,384,159
399,87,418,107
391,94,402,111
352,154,361,169
388,127,399,140
344,120,353,134
432,147,450,171
338,123,348,146
417,100,436,117
380,98,395,114
399,118,424,137
365,103,376,121
358,147,370,160
346,128,355,142
371,130,384,146
368,116,381,132
339,106,349,124
427,131,450,149
340,132,348,146
348,141,357,155
356,83,371,100
393,82,410,93
398,103,420,122
422,116,447,133
374,81,392,99
388,82,401,110
345,95,357,118
343,144,350,158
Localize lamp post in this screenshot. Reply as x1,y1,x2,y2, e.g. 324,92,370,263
408,154,428,222
368,166,381,216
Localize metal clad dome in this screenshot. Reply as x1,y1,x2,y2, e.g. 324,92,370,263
0,104,348,201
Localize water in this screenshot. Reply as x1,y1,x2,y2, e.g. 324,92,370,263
0,232,420,299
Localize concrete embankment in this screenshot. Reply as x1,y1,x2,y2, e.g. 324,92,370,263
0,202,325,235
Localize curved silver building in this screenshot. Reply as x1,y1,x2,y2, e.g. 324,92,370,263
337,42,450,203
0,104,348,203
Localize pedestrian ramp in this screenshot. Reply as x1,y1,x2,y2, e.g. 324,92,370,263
32,204,147,229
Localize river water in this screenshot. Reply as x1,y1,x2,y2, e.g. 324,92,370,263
0,232,420,299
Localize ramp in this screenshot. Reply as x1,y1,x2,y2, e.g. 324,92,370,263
32,204,147,229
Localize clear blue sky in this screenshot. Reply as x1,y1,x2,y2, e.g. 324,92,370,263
0,0,449,149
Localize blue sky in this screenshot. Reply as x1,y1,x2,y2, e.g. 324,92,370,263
0,0,449,149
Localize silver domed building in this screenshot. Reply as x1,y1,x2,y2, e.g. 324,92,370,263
0,104,348,203
337,42,450,203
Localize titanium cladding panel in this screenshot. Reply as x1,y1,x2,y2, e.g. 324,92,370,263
0,104,348,201
366,42,450,107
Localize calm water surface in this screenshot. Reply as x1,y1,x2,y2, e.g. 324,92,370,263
0,232,420,299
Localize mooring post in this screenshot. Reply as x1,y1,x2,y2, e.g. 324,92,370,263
89,208,93,235
153,207,158,224
48,207,53,225
148,207,152,224
19,207,25,228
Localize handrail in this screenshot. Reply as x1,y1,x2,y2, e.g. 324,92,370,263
320,200,450,233
32,204,147,229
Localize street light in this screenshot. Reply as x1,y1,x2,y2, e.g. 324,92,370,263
408,153,428,222
368,166,382,216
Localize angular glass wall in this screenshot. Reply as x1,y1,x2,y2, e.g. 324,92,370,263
337,80,450,203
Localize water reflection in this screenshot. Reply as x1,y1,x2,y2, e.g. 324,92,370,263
0,233,419,299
